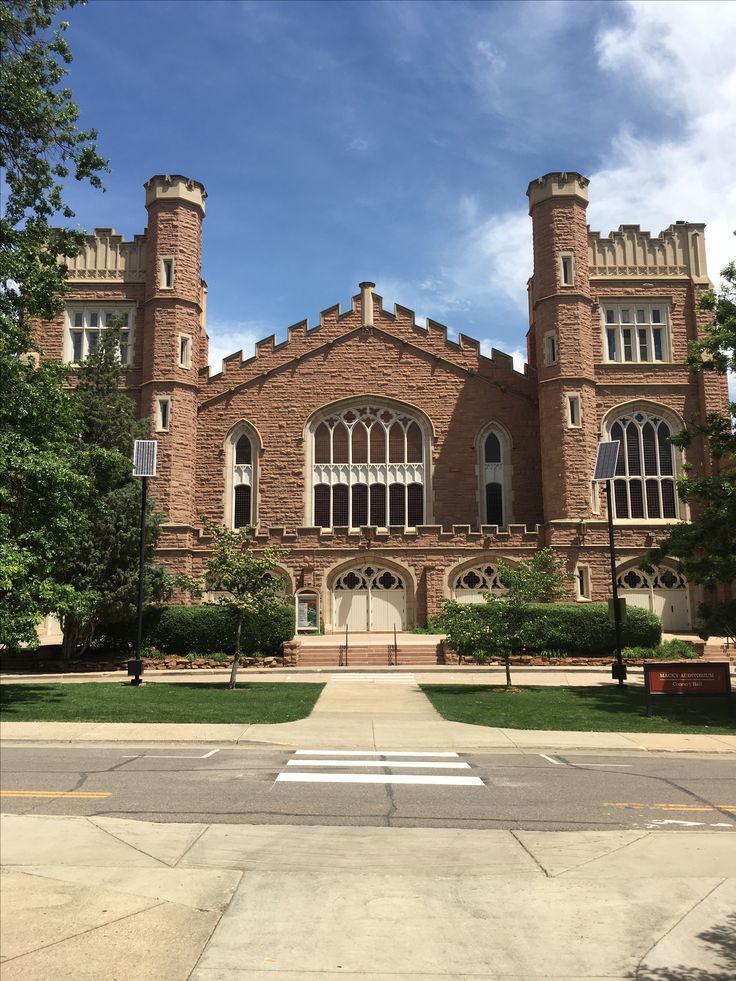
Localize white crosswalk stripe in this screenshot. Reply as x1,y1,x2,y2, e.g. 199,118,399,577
275,750,485,787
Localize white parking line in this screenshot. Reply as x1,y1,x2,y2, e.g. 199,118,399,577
276,772,484,786
294,750,460,757
287,759,471,769
123,748,221,760
540,754,566,766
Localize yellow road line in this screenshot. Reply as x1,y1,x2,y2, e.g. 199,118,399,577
606,802,736,812
0,791,111,798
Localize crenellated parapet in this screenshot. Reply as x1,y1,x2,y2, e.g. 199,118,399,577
193,523,541,549
200,283,531,405
588,223,709,283
66,229,147,282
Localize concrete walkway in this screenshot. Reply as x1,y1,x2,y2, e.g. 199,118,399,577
3,673,736,754
2,812,735,980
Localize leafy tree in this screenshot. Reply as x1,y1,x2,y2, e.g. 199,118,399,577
497,547,572,605
0,0,107,648
437,548,572,687
650,258,736,635
53,324,168,658
201,523,288,688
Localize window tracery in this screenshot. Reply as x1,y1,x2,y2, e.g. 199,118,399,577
607,408,679,519
310,403,428,529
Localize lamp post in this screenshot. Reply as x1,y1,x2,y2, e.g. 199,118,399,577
131,440,158,681
593,441,627,687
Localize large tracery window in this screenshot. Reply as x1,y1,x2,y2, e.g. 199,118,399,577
310,402,428,529
608,408,679,520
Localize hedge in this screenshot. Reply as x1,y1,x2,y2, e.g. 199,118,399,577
144,602,294,656
432,601,662,657
519,603,661,656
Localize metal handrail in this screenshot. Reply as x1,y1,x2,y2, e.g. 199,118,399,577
388,624,399,665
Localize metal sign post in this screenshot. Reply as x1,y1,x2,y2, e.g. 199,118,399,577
593,441,626,686
132,441,158,674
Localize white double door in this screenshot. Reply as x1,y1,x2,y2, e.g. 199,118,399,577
333,566,406,632
622,589,690,631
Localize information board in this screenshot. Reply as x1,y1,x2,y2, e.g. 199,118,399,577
644,661,734,719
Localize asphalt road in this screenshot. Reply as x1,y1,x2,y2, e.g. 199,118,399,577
2,744,735,832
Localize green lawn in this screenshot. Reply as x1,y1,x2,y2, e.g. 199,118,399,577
0,682,324,724
420,684,736,734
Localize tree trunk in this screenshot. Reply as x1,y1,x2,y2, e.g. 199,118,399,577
228,615,243,689
504,652,512,689
61,616,79,663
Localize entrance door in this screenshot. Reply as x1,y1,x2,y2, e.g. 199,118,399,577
617,565,691,631
333,565,406,632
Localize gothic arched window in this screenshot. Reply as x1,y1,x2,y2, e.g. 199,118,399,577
225,423,260,529
309,402,429,529
477,423,512,527
606,407,680,519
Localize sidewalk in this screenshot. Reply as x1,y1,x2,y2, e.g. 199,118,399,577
2,812,735,980
3,673,736,754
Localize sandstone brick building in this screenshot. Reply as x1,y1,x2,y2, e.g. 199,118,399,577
35,171,728,635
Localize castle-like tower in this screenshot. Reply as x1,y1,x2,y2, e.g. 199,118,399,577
527,172,599,522
141,175,207,548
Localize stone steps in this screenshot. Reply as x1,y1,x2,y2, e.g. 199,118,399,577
297,644,441,667
702,643,736,666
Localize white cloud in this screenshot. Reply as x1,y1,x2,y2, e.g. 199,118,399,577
478,337,527,373
348,136,369,152
395,0,735,366
205,317,278,376
588,1,736,284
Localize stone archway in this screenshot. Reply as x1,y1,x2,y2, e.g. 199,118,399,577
616,562,691,631
332,563,407,632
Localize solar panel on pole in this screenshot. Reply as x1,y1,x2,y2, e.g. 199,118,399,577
593,441,620,481
133,439,157,477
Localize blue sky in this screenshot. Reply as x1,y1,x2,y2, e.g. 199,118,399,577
61,0,736,378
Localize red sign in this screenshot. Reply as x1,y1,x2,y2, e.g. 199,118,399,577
645,662,731,696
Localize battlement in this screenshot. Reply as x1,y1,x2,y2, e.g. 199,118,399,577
65,228,147,282
192,523,541,548
202,284,530,397
588,222,709,282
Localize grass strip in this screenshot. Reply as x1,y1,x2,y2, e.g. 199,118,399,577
0,682,324,724
420,684,736,734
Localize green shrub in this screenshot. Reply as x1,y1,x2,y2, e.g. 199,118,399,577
521,603,661,656
144,602,293,656
624,639,700,661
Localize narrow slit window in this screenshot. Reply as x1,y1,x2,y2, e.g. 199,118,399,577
544,331,557,365
576,566,591,600
567,394,581,427
178,334,192,368
156,397,171,432
561,254,574,286
161,258,174,290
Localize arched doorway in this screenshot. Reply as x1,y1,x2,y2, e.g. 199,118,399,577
333,564,406,632
616,563,691,631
